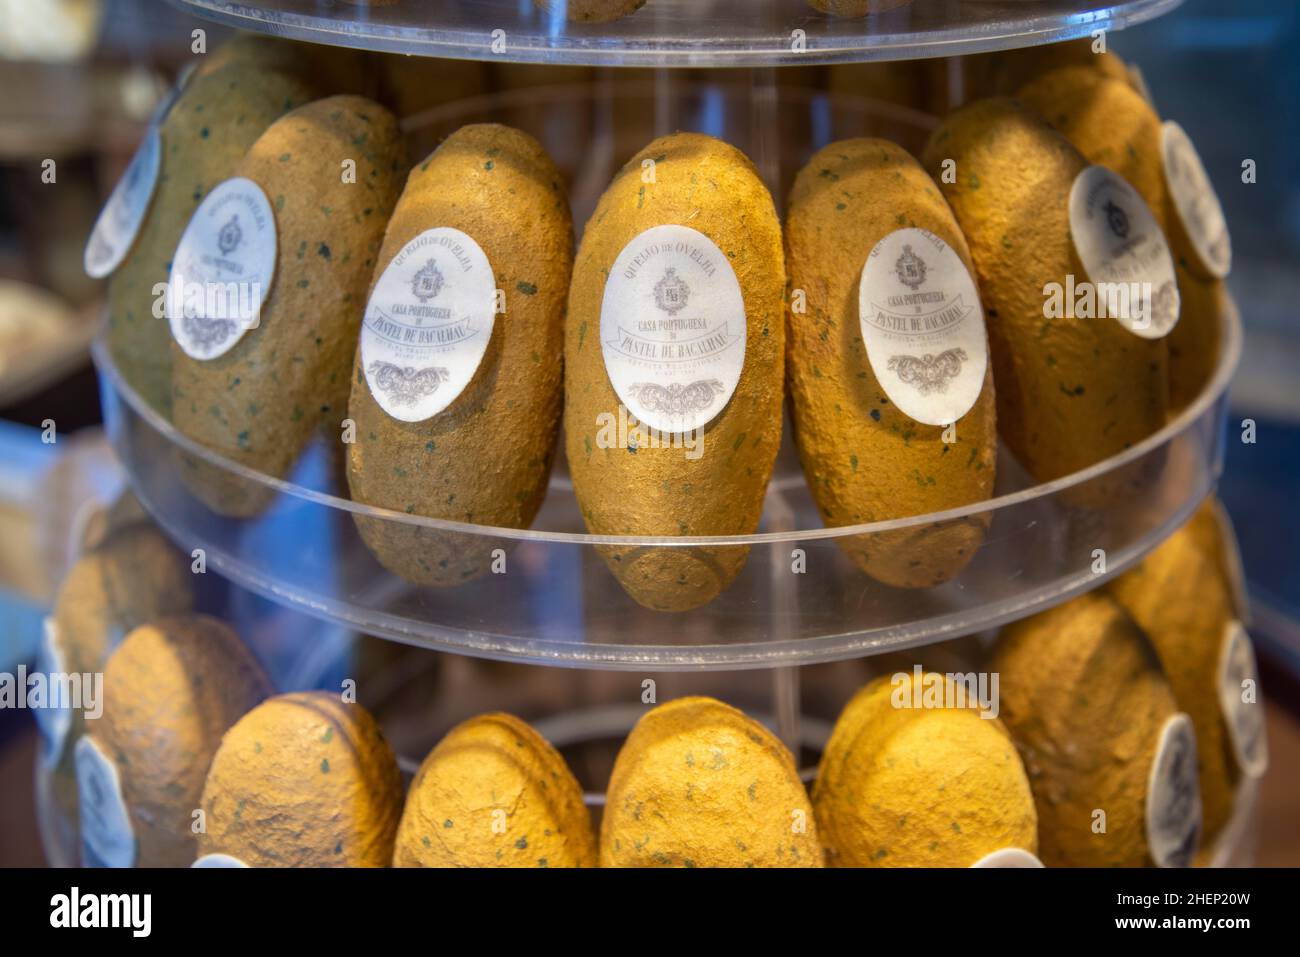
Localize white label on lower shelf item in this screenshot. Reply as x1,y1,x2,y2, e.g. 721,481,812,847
1162,120,1232,280
1069,165,1180,340
360,227,497,423
83,125,161,279
1145,712,1202,868
166,177,277,362
858,227,987,426
34,617,71,768
75,736,136,869
600,224,746,435
970,848,1045,868
192,853,250,868
1217,621,1269,779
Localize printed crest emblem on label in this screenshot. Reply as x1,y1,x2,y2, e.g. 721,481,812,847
600,225,747,435
217,215,243,256
654,268,690,315
858,227,988,427
1162,120,1232,279
76,736,136,868
894,244,927,290
1106,198,1131,239
361,227,497,424
166,177,277,362
1218,622,1268,778
1069,165,1180,340
1145,713,1202,868
412,259,445,301
193,853,250,868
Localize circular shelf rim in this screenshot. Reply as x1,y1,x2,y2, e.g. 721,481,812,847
163,0,1186,67
90,297,1241,549
140,503,1215,670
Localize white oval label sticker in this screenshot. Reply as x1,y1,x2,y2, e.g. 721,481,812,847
192,853,250,868
166,177,277,361
76,736,136,868
858,227,988,426
35,617,72,768
360,227,497,423
1145,712,1202,868
1162,121,1231,280
600,224,746,435
970,848,1044,868
1218,622,1268,779
84,126,162,280
1069,165,1180,340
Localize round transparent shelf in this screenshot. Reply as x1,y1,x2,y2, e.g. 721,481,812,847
94,283,1238,668
34,734,1262,867
93,78,1240,668
166,0,1184,67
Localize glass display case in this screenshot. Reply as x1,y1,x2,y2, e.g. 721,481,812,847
1,0,1292,874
